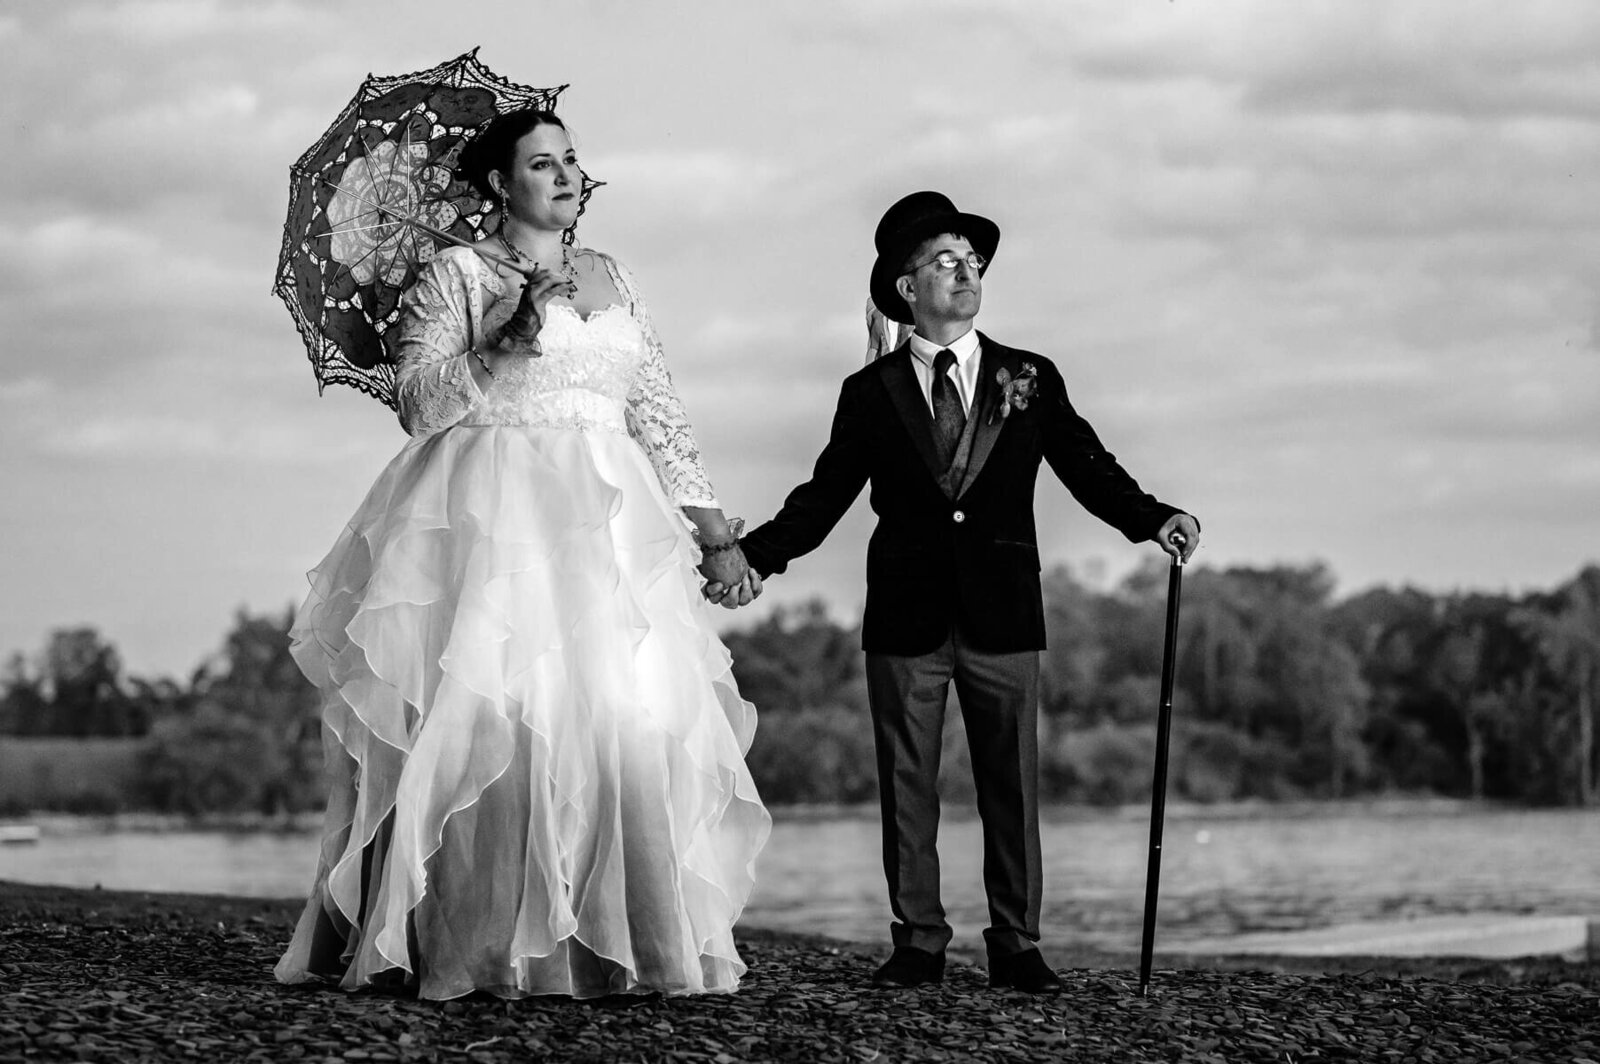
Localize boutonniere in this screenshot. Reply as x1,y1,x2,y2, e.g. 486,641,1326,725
990,362,1039,423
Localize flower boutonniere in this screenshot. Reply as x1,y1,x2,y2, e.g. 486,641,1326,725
990,362,1039,424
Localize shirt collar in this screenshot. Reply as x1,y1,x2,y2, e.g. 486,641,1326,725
908,327,980,367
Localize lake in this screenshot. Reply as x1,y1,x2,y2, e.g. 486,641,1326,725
3,802,1596,955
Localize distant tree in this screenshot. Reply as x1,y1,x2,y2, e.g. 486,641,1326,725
1045,561,1169,728
0,628,144,737
1329,585,1441,702
203,609,319,730
203,607,322,814
1175,567,1271,730
1332,586,1463,794
1422,613,1500,800
723,599,867,716
1170,564,1368,795
138,704,292,816
136,607,324,816
0,652,48,736
744,707,877,804
12,557,1599,810
1273,624,1371,797
1514,567,1600,806
126,666,209,725
1040,722,1153,806
41,628,130,736
1039,565,1112,720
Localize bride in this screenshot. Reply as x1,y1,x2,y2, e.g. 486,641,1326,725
275,109,770,1000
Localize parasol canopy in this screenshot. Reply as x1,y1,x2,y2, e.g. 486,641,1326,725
274,49,599,408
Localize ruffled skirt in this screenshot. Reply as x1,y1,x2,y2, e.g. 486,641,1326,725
274,426,769,999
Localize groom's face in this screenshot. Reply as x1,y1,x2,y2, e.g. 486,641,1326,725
897,233,983,329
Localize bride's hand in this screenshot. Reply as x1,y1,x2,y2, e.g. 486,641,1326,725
498,265,577,352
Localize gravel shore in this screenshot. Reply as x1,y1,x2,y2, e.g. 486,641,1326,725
1,880,1594,1063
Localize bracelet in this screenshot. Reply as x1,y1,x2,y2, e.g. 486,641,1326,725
692,517,744,553
471,348,495,378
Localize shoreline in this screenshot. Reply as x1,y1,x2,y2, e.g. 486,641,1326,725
3,794,1543,835
9,806,1595,972
3,880,1596,1063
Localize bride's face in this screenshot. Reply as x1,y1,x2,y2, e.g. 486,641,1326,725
495,124,582,232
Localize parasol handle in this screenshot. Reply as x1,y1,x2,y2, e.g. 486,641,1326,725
375,208,535,277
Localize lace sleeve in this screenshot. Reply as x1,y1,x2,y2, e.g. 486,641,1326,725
393,252,485,437
604,254,720,509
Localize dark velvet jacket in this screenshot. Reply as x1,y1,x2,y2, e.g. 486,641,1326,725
740,335,1183,656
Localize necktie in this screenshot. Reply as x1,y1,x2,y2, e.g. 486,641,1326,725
930,348,966,469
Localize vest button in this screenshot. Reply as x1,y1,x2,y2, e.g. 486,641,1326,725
953,510,966,523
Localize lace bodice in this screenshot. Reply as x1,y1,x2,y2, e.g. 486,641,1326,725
471,303,643,434
393,247,718,508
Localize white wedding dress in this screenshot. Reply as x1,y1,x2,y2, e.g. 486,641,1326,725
275,247,769,1000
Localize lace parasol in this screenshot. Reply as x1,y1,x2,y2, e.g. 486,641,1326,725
274,49,600,408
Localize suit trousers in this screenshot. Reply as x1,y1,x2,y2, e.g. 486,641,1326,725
865,630,1042,957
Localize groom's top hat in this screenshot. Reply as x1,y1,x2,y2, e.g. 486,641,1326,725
869,191,1000,325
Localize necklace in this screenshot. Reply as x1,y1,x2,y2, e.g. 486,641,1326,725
500,231,578,284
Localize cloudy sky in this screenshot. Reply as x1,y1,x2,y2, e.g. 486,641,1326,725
2,0,1596,678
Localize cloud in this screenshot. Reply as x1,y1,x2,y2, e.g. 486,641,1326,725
58,0,307,43
5,0,1600,673
1063,1,1600,113
585,149,784,219
0,376,53,403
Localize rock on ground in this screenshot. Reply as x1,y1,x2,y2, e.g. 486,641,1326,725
1,881,1595,1063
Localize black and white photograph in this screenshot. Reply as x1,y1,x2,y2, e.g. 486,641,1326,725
1,2,1596,1060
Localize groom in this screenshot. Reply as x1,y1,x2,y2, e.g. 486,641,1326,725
738,191,1200,993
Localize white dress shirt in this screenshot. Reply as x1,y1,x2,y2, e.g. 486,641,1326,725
907,328,981,417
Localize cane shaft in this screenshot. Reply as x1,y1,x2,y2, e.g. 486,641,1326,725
1138,558,1184,995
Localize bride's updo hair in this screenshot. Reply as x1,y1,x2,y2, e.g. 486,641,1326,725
458,109,567,201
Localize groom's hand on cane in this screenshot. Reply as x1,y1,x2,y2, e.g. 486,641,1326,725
1156,514,1200,563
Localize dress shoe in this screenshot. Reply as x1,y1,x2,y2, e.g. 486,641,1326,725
871,946,945,988
987,949,1062,993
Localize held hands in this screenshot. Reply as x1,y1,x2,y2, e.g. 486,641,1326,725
698,543,763,610
685,509,762,610
703,569,764,610
1156,514,1201,563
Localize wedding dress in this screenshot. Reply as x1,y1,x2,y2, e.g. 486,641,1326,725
274,247,769,999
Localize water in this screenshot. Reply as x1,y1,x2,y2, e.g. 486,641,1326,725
3,803,1596,953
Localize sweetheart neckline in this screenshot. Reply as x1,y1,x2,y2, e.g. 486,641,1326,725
546,302,628,326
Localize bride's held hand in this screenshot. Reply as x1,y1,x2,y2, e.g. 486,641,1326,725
698,543,756,609
704,571,762,610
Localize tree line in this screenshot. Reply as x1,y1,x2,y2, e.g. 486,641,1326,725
2,561,1596,814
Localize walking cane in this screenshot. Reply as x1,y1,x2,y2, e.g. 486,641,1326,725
1137,532,1187,996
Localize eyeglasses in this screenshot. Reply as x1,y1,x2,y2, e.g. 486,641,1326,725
903,250,987,275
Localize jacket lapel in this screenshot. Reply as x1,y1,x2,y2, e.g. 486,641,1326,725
880,346,946,486
956,335,1014,498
